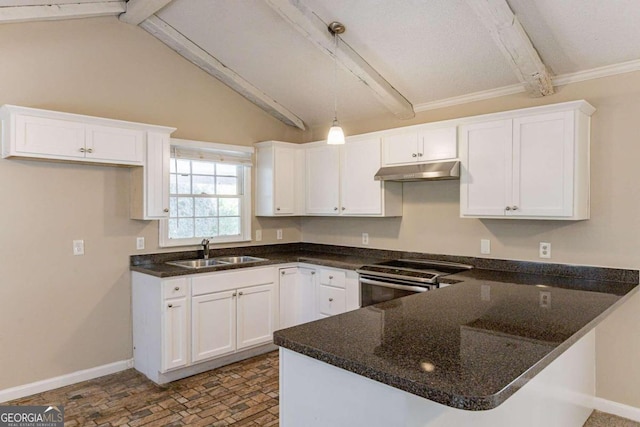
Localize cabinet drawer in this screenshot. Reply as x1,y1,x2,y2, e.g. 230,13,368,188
318,285,346,316
319,269,346,288
162,277,188,299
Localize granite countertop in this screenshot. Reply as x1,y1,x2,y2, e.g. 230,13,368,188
131,243,638,410
273,267,638,411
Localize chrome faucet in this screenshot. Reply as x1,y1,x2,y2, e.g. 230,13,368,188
201,238,210,259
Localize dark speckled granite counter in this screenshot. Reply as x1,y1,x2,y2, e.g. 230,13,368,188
274,267,638,410
131,243,638,410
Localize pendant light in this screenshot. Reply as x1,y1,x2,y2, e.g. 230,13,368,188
327,21,345,145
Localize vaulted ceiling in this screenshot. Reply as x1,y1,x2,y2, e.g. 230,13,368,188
2,0,640,131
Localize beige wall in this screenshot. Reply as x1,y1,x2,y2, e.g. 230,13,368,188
302,71,640,407
0,17,302,391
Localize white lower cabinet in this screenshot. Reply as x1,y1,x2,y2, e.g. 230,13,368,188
162,296,189,371
132,267,278,384
279,267,317,329
279,265,360,327
133,263,360,384
191,290,236,362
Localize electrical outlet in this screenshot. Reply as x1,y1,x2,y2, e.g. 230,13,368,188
539,291,551,308
136,237,145,250
255,229,262,241
362,233,369,245
276,229,283,240
480,239,491,254
73,240,84,256
539,242,551,258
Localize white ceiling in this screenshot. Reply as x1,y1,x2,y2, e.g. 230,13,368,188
3,0,640,130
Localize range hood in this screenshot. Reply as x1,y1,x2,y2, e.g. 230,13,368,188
374,160,460,182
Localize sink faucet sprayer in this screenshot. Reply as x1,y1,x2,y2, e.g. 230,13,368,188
201,239,210,259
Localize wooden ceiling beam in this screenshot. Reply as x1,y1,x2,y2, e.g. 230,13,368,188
0,1,125,24
465,0,554,97
139,16,306,130
119,0,173,25
265,0,415,120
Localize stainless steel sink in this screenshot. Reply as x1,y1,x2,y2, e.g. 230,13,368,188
213,256,267,264
166,256,267,269
166,259,231,269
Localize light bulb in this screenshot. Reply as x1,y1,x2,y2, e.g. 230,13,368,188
327,120,345,145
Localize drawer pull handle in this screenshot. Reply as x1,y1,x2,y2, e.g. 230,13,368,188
174,287,180,291
238,291,243,296
329,275,334,280
329,298,334,302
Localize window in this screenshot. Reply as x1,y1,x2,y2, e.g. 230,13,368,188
160,140,252,247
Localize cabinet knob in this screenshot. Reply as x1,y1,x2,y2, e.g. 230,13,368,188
238,291,244,296
276,207,281,211
281,271,285,275
311,271,316,275
174,286,180,291
329,298,334,302
512,206,519,211
329,275,334,280
167,304,173,308
412,153,417,158
505,206,511,211
86,148,93,153
334,207,338,211
79,147,86,153
232,292,237,297
163,208,169,213
417,153,423,157
341,207,346,211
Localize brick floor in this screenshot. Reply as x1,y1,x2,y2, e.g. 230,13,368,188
8,351,279,427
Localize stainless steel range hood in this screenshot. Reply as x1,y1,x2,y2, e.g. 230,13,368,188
374,160,460,182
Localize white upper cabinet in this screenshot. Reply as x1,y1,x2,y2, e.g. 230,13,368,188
305,138,402,217
1,105,173,166
255,141,304,216
130,131,171,220
382,125,457,166
459,101,594,220
305,144,341,215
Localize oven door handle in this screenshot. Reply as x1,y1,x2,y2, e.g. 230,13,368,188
359,278,431,293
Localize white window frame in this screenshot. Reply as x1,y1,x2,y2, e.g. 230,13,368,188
159,139,253,248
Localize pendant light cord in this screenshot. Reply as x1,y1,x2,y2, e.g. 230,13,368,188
333,31,338,123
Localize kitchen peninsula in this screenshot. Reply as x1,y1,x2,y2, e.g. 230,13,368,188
269,247,638,427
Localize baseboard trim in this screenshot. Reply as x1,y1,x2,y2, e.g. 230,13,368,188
0,359,134,403
594,397,640,422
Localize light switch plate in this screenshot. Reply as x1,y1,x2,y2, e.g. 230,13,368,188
255,229,262,242
276,229,283,240
362,233,369,245
136,237,145,250
73,240,84,256
480,239,491,254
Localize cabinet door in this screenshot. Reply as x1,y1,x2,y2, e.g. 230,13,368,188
85,124,144,165
512,111,575,217
191,290,236,362
460,120,513,216
317,285,346,317
144,132,170,218
279,267,318,329
279,268,299,329
273,147,296,214
14,114,85,159
382,131,419,165
341,137,383,215
419,127,457,161
237,283,275,350
305,145,340,214
162,297,188,371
